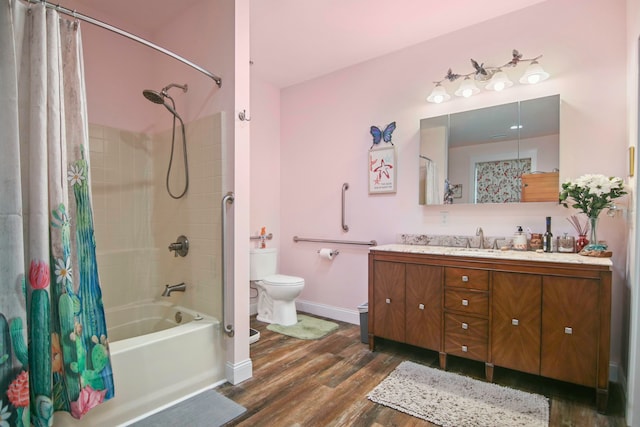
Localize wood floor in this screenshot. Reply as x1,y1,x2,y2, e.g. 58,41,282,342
217,314,626,426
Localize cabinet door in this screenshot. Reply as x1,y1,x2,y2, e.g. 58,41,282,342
372,261,405,342
541,276,599,387
405,264,442,350
492,272,541,375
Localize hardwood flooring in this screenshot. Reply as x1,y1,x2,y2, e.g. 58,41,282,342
218,314,626,426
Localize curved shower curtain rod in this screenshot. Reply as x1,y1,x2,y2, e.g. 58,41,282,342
29,0,223,87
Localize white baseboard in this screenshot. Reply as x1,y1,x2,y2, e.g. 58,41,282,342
225,358,252,385
295,299,361,325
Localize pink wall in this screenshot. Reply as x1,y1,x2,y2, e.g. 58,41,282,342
271,0,629,369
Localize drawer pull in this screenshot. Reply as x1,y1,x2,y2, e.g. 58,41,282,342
461,322,468,330
462,275,469,282
418,303,425,310
385,298,391,304
462,345,468,352
564,327,573,335
461,299,469,306
512,319,519,326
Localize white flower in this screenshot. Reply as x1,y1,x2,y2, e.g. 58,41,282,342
560,174,626,217
54,257,73,284
0,402,12,427
67,164,85,187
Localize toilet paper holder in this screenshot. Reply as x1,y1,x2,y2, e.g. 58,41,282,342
317,249,339,257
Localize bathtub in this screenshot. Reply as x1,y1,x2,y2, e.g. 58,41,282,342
53,300,225,426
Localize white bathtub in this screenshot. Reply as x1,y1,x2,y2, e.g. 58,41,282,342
53,300,225,426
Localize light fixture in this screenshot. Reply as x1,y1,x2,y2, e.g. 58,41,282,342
519,60,550,84
426,83,451,104
485,70,513,91
454,77,480,98
426,49,549,103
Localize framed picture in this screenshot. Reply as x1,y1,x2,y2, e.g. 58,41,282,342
369,146,396,194
451,184,462,198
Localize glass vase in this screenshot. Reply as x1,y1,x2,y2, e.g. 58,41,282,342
584,215,607,251
576,234,589,252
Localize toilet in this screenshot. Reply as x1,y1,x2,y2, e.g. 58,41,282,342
250,248,305,326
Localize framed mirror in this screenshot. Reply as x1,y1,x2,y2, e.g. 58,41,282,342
419,94,560,205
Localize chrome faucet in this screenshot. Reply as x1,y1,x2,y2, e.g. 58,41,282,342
162,282,186,297
492,238,505,250
476,227,485,249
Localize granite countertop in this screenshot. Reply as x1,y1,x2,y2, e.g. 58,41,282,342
370,244,613,266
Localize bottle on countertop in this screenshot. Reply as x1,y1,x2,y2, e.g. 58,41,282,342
543,217,553,252
513,226,528,251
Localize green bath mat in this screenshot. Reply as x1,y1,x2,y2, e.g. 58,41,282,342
267,314,339,340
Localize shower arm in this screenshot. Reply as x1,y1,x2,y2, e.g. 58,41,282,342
162,83,188,95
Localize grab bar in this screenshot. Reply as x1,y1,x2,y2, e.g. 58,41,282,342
342,183,349,232
221,192,235,337
293,236,377,246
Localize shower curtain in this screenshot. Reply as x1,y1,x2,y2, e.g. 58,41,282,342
0,1,114,425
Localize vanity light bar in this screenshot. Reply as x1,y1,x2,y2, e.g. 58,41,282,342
426,49,549,104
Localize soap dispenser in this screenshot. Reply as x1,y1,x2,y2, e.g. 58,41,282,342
513,226,528,251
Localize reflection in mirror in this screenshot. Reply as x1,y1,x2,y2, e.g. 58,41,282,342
419,95,560,205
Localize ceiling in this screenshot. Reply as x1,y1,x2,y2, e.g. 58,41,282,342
64,0,548,89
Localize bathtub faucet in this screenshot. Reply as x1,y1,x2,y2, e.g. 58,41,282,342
162,282,186,297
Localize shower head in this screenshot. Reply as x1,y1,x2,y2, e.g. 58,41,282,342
142,89,165,104
142,83,188,121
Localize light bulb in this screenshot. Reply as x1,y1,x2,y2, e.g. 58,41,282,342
519,61,549,85
454,78,480,98
427,84,451,103
486,70,513,92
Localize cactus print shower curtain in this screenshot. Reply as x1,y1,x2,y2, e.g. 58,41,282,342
0,1,114,425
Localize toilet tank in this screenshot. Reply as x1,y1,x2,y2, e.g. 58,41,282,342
250,248,277,281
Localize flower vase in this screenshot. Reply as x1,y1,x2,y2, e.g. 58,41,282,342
583,215,607,252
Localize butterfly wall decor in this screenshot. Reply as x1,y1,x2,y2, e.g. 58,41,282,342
369,121,396,149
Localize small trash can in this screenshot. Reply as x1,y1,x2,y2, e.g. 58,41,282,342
357,302,368,344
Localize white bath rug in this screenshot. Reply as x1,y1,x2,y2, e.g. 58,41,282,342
368,361,549,427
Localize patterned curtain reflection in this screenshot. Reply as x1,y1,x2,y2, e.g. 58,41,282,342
475,158,532,203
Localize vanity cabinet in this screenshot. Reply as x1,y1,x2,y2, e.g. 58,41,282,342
541,277,600,387
491,272,541,375
442,268,489,366
368,247,612,412
371,260,441,352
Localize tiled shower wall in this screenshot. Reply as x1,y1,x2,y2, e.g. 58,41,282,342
89,113,224,319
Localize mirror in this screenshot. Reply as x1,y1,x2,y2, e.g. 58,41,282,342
419,94,560,205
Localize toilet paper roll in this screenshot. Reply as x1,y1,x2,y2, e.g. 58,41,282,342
318,248,334,260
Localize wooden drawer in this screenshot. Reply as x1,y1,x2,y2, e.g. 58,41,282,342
445,313,488,338
445,268,489,290
444,288,489,316
444,314,488,361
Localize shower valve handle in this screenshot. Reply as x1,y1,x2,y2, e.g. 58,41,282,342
168,235,189,257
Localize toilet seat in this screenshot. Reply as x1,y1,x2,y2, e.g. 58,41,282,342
263,274,304,286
